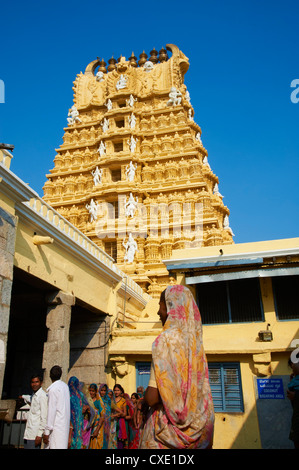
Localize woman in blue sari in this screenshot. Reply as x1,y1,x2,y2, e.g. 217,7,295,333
99,383,112,448
68,376,84,449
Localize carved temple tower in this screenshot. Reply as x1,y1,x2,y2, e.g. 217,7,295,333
43,44,234,295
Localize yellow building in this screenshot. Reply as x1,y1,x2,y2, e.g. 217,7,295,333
109,237,299,448
1,41,298,449
42,44,233,296
0,147,149,446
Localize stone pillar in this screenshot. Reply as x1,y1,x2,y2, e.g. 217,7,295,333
0,207,17,398
42,290,75,389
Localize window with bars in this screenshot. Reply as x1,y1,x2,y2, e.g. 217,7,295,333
196,277,264,324
272,275,299,320
208,363,244,412
104,241,117,260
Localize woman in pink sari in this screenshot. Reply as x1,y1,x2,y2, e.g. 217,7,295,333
136,285,214,449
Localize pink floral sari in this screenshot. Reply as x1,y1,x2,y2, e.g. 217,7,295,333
139,285,214,449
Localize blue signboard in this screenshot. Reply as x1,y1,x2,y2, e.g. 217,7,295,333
257,378,285,399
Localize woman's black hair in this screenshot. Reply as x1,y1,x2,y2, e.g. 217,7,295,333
114,383,124,394
160,289,166,303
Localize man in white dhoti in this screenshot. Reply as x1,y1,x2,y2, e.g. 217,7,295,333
43,365,70,449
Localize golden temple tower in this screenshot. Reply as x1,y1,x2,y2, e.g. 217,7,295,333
43,44,234,295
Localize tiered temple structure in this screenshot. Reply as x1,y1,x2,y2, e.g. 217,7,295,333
43,44,234,295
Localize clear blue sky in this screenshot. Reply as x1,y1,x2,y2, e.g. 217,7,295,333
1,0,298,244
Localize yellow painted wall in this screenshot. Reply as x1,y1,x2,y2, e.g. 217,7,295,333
107,248,299,448
14,219,114,314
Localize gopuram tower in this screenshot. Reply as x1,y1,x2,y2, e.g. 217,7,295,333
43,44,234,295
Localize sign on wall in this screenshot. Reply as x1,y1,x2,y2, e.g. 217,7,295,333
256,378,285,399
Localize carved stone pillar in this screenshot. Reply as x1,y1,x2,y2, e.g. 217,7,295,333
42,290,75,389
0,207,17,397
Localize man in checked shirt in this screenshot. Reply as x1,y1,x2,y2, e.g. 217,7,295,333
20,373,48,449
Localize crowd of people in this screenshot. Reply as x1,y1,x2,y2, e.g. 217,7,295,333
20,285,216,450
68,380,144,449
19,285,298,449
21,366,146,449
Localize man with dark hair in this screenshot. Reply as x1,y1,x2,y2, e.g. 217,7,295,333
21,373,48,449
43,365,70,449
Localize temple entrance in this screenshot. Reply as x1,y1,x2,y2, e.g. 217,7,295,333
2,268,52,399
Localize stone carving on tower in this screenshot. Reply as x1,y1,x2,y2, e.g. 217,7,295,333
43,44,234,295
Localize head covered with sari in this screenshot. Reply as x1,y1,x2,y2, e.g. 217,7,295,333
68,376,84,448
142,285,214,449
99,383,112,448
79,381,96,427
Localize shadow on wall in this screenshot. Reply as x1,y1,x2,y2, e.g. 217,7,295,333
69,302,109,385
226,328,299,449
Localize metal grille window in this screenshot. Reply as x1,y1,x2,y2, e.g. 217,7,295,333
104,241,117,260
208,363,244,412
136,362,151,390
196,278,264,324
272,275,299,320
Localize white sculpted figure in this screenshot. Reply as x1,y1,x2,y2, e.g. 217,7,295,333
203,156,211,169
86,198,98,222
126,161,137,182
213,183,223,197
128,113,136,129
167,87,182,106
98,141,106,157
124,193,138,218
188,109,193,121
196,132,203,145
123,233,138,263
96,71,104,82
91,166,103,186
105,99,112,111
143,61,154,72
128,135,138,153
116,74,128,91
223,215,235,236
67,105,81,125
185,90,191,104
127,94,137,107
101,118,109,133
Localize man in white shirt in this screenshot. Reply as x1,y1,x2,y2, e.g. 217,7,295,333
43,365,70,449
21,374,48,449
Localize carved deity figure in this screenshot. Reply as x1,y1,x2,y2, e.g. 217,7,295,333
105,99,112,111
167,87,182,106
101,118,109,133
203,156,211,169
125,161,137,182
143,61,154,72
223,215,235,236
196,132,203,145
91,166,103,186
86,198,98,222
185,90,191,104
213,183,223,197
124,193,138,218
123,233,138,263
128,135,138,153
98,141,106,157
128,113,136,129
127,94,137,107
96,71,104,82
116,74,128,90
67,105,81,125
